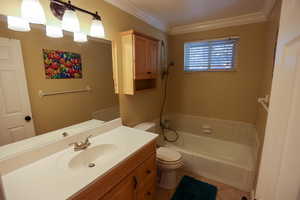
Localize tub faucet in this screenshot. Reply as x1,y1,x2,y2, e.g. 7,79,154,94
69,135,92,151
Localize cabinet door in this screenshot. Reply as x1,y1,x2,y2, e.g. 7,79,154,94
101,173,137,200
134,35,148,80
147,40,158,79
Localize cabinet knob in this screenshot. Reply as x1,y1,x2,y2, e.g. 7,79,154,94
146,169,151,174
147,192,151,196
147,72,151,74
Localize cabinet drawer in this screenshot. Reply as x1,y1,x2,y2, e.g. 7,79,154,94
136,153,156,188
137,183,156,200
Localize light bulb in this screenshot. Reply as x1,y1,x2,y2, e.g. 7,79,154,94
21,0,46,24
90,19,105,38
46,25,63,38
7,16,31,32
74,32,87,43
62,9,80,32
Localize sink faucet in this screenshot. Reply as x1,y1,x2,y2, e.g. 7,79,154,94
69,135,92,151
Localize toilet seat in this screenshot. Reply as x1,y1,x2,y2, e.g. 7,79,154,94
157,158,183,168
156,147,182,165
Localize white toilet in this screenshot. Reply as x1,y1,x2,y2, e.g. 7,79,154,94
156,147,183,189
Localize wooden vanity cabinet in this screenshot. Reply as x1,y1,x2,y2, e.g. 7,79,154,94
120,30,159,95
70,141,157,200
101,172,137,200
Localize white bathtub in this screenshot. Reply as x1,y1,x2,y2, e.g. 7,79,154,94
164,130,255,192
135,116,257,192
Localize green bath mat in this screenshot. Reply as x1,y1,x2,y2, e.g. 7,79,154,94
171,176,218,200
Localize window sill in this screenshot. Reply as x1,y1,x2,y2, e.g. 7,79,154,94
184,69,237,73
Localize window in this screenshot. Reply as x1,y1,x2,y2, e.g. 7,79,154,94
184,37,239,72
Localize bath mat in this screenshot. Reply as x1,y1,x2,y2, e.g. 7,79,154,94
171,176,218,200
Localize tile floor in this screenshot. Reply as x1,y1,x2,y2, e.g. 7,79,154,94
155,170,250,200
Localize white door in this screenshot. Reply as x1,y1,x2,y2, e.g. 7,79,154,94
255,0,300,199
0,38,35,146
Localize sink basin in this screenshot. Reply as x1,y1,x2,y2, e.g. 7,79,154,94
69,144,117,169
57,144,118,171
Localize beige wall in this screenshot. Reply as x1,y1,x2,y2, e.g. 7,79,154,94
254,0,282,187
0,21,118,134
167,23,267,124
0,0,167,128
256,0,282,149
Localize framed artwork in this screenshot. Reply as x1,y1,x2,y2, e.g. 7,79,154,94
43,49,82,79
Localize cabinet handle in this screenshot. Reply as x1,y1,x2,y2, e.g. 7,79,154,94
133,176,138,189
147,72,151,74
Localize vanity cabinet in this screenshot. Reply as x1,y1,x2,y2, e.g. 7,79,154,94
101,172,136,200
120,30,159,95
70,141,157,200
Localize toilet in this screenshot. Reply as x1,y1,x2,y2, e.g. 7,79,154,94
156,147,183,189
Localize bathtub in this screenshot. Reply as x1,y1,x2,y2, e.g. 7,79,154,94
164,130,255,191
135,115,257,192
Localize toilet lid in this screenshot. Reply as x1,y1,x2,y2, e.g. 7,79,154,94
157,147,182,162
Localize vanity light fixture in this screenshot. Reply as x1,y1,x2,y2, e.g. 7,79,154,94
7,16,31,32
62,7,80,32
21,0,46,24
90,13,105,38
46,25,63,38
74,32,87,43
50,0,105,38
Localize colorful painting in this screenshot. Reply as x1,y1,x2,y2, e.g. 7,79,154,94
43,49,82,79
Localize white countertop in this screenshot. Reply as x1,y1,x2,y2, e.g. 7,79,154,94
0,120,105,161
1,126,158,200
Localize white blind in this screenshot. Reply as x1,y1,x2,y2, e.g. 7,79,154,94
184,38,239,71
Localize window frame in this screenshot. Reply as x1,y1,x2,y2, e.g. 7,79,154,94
183,36,240,73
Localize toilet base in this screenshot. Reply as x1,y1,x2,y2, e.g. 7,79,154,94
158,169,178,189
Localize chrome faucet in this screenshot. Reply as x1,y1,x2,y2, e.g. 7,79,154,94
69,135,92,151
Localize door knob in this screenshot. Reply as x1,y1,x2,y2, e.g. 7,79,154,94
25,116,32,122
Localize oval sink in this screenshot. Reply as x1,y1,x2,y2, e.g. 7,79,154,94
68,144,117,170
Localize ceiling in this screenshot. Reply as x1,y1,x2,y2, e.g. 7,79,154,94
104,0,276,34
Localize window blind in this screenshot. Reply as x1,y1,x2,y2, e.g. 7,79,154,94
184,38,239,71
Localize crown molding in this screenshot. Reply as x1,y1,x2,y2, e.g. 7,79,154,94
263,0,277,17
104,0,276,35
104,0,168,32
169,12,267,35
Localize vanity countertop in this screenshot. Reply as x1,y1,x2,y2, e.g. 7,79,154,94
0,119,106,161
1,126,158,200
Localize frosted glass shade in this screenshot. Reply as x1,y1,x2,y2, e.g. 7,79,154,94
74,32,87,43
7,16,31,32
90,19,105,38
21,0,46,24
62,9,80,32
46,25,63,38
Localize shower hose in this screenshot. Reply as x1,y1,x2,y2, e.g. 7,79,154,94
159,41,179,143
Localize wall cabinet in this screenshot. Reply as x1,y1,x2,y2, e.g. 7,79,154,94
69,141,156,200
121,30,159,95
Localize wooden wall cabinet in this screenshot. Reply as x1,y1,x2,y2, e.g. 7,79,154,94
70,141,157,200
121,30,159,95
